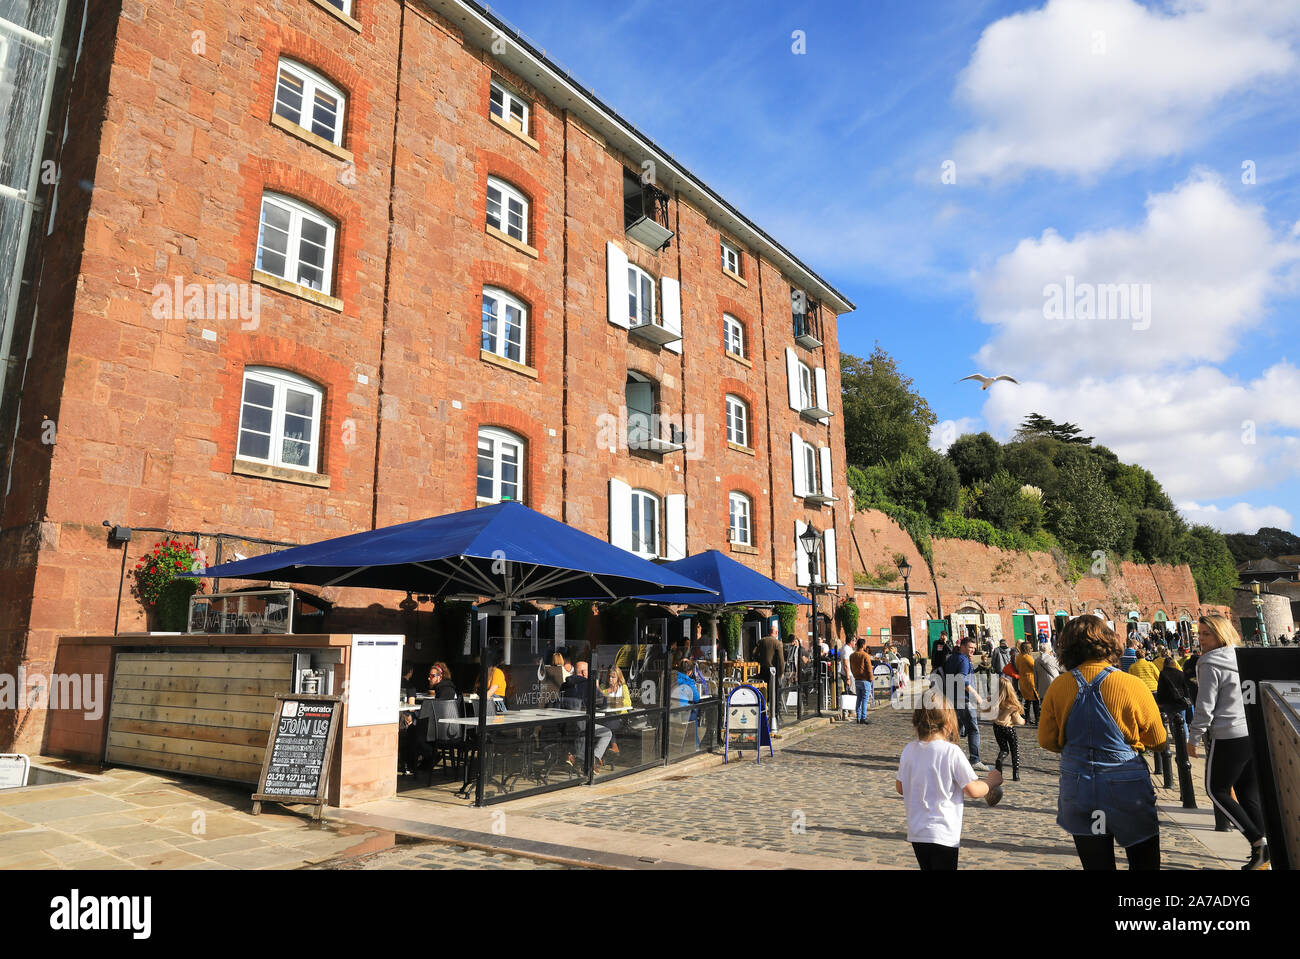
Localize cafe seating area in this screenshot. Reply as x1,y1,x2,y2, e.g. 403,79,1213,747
396,654,731,804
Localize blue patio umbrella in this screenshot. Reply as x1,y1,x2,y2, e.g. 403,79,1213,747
189,502,715,805
635,549,809,660
190,501,716,604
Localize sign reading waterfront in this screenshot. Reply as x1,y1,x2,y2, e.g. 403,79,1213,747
252,693,341,820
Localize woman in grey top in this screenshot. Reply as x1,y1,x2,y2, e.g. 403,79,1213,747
1188,614,1269,869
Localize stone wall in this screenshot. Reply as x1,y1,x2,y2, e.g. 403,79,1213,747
847,510,1213,651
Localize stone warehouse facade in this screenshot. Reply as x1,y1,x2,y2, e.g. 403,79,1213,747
0,0,855,752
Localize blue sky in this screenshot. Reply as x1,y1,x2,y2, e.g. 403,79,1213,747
493,0,1300,535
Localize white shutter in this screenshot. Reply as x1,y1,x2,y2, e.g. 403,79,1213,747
607,242,629,329
786,348,800,410
661,277,683,354
790,433,805,497
815,367,829,423
666,493,687,560
609,478,633,552
819,446,833,499
824,528,839,586
795,521,810,587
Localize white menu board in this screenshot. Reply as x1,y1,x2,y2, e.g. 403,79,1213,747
346,635,404,727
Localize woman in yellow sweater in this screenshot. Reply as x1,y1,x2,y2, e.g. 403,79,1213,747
1015,642,1039,725
1039,615,1166,870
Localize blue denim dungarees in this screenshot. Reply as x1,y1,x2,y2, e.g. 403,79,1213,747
1057,667,1158,847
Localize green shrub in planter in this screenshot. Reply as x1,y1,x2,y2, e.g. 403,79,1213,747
836,598,859,639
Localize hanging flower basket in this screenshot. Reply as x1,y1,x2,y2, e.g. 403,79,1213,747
132,540,204,631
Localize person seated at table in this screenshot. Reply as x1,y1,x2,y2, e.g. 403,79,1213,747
428,662,458,700
600,665,633,710
534,653,566,708
400,662,419,698
672,657,702,722
474,653,507,701
561,661,616,768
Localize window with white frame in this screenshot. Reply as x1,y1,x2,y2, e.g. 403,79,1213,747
238,367,323,472
626,373,655,449
274,59,346,146
797,360,813,410
323,0,352,14
256,193,337,295
481,287,527,364
486,176,529,244
477,427,525,503
725,394,749,448
489,78,530,136
720,238,741,276
723,313,744,357
630,489,660,557
627,264,655,327
729,492,752,546
803,439,818,494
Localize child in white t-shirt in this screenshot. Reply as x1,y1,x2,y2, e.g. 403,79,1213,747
895,692,1003,869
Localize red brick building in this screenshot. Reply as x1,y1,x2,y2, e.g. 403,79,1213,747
0,0,855,752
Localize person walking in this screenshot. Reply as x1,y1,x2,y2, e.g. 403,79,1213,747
1016,641,1040,725
1189,615,1270,870
940,636,988,770
757,626,785,730
1033,642,1061,704
1127,648,1159,694
992,675,1026,780
931,633,951,675
849,638,873,725
896,694,1003,870
1039,615,1166,870
1120,637,1139,671
990,637,1014,678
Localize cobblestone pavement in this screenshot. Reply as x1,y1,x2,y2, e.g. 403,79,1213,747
524,702,1226,870
307,840,573,870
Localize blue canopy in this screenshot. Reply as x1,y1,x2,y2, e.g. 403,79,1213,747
188,501,716,604
637,549,810,608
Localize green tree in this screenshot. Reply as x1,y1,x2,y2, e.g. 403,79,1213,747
1015,413,1094,445
947,432,1002,487
1049,452,1125,552
976,470,1044,534
1134,508,1177,562
1182,525,1240,604
840,345,937,469
1002,438,1061,494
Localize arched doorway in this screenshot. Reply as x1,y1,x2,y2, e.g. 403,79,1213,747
1012,606,1035,643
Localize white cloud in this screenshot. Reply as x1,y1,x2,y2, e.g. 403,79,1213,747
929,417,982,452
1177,501,1294,535
972,174,1297,380
951,0,1300,180
980,363,1300,504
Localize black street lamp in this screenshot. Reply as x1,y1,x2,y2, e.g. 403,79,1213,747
897,556,914,678
799,524,822,716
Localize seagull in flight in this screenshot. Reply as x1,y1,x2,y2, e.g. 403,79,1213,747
957,373,1019,390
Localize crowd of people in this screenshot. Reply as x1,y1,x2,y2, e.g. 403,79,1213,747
894,613,1272,871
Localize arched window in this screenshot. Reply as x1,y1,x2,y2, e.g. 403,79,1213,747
256,192,337,295
728,492,752,546
630,489,660,558
476,427,525,504
723,313,744,357
486,176,529,243
238,367,324,472
274,58,347,146
481,287,527,364
725,394,749,448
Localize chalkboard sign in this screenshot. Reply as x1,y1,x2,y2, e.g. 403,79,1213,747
252,693,342,819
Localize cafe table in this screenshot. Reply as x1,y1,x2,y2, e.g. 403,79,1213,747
442,708,603,797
